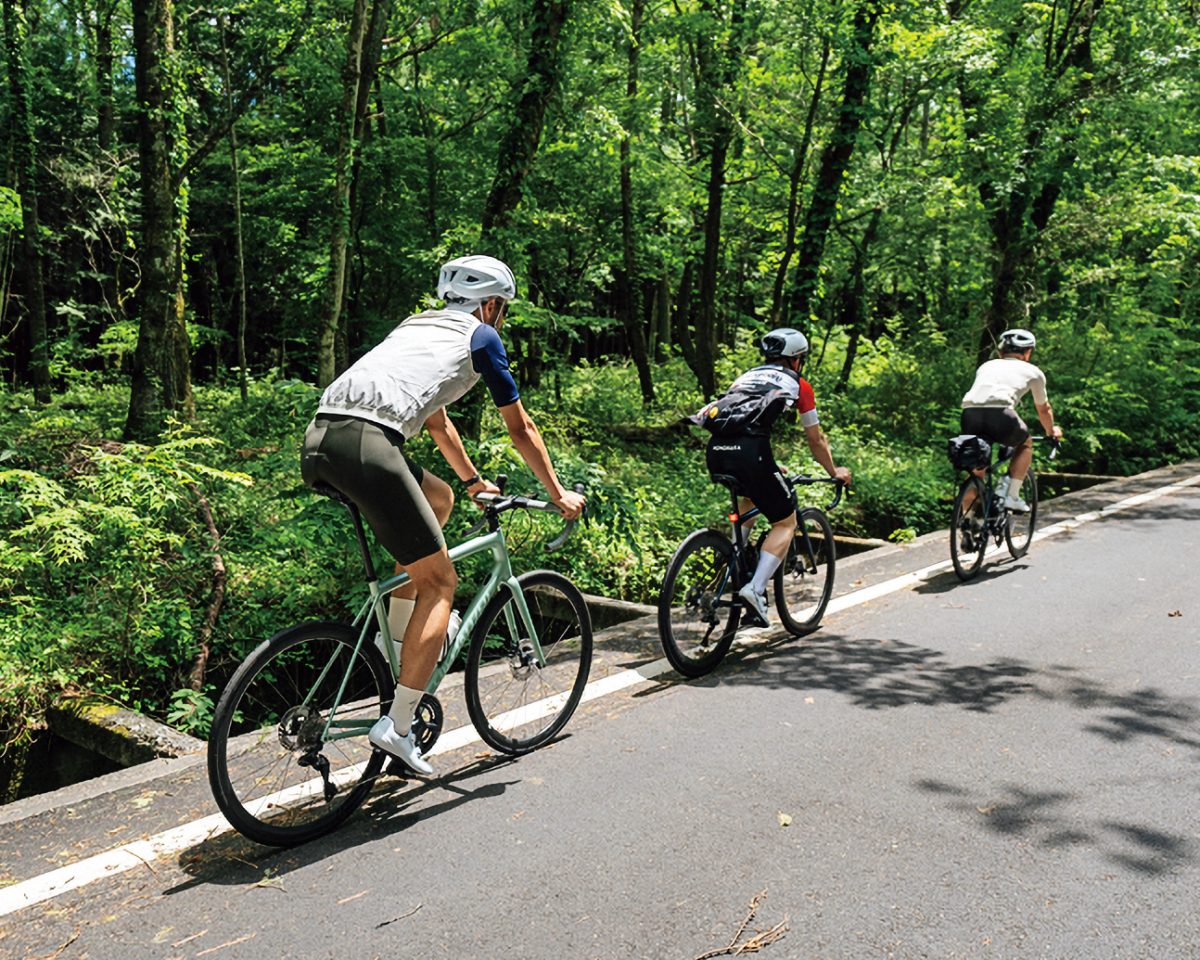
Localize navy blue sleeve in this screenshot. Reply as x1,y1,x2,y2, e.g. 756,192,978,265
470,324,521,407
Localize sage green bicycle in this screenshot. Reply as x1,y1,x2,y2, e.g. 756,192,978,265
207,477,592,847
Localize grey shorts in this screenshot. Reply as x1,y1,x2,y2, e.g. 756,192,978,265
960,406,1029,449
300,415,444,565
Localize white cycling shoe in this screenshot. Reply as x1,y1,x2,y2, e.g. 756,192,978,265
368,716,434,776
1002,495,1031,514
737,584,771,627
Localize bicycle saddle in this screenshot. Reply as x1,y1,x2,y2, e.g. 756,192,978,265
710,473,744,493
310,481,351,504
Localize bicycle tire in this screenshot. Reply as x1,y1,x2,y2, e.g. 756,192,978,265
950,476,988,581
464,570,593,754
1005,469,1038,558
208,621,392,847
773,507,836,636
658,529,741,678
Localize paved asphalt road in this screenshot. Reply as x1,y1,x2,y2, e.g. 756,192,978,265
2,467,1198,960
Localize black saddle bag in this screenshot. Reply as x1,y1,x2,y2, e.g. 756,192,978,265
947,434,991,470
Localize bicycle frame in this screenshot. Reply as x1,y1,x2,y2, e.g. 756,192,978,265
318,523,539,743
727,476,841,576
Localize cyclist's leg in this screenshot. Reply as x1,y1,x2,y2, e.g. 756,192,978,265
394,549,457,701
735,447,797,598
752,513,796,590
1007,435,1033,484
994,411,1032,503
388,468,454,641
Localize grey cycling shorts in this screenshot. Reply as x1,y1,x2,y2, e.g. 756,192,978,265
300,414,444,565
960,406,1029,448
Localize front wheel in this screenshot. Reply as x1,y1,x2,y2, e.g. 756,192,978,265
950,476,988,581
1005,469,1038,558
773,507,836,636
465,571,593,754
207,621,392,847
658,529,741,678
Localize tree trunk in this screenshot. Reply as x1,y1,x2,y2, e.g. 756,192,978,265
125,0,193,441
835,207,882,392
770,39,830,325
339,0,392,362
317,0,371,387
413,52,439,241
956,0,1106,365
218,15,249,402
480,0,569,238
685,0,748,399
615,0,654,403
95,0,116,152
4,0,50,403
655,273,671,362
787,0,882,327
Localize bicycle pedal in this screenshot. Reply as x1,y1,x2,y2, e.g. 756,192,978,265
385,757,414,779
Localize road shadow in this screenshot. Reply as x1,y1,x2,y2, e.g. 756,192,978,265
912,557,1029,595
915,778,1195,876
712,631,1038,713
683,631,1200,758
168,752,523,892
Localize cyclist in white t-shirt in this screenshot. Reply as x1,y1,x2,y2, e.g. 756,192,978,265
301,255,585,775
960,328,1063,512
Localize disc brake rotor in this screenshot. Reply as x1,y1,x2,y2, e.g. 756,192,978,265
278,704,324,752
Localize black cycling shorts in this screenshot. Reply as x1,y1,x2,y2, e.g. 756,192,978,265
300,414,443,565
960,406,1029,448
705,435,796,523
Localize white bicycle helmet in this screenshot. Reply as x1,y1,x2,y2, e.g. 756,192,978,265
760,327,809,359
437,255,517,304
998,328,1036,352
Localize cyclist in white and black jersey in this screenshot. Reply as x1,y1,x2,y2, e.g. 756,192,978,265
705,328,852,627
960,328,1063,513
301,255,585,775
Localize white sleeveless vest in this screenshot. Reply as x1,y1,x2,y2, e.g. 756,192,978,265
317,308,483,439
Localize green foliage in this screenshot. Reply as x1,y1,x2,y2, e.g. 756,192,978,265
0,187,20,231
2,0,1199,749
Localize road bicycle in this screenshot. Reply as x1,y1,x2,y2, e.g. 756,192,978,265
949,436,1060,581
657,473,844,678
207,477,592,847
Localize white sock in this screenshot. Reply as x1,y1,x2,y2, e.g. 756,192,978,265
387,683,424,737
749,550,784,595
386,597,415,648
1007,476,1024,499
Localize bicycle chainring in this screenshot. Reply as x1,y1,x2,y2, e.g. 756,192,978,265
411,693,444,753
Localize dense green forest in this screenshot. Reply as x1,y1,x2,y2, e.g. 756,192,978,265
1,0,1198,747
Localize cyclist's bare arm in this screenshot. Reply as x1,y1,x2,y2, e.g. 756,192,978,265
803,423,852,486
498,401,584,518
424,407,496,495
1035,401,1063,439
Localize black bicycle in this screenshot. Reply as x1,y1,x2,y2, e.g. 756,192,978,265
949,436,1059,581
657,474,844,678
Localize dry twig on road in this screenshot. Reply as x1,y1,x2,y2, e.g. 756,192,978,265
693,889,790,959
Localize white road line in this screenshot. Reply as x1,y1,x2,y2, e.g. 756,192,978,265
2,472,1197,919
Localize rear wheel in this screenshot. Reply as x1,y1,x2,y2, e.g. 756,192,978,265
207,621,391,847
773,507,836,636
658,529,740,677
1005,469,1038,558
464,570,593,754
950,476,988,581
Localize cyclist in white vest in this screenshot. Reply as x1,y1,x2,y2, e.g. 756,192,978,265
960,328,1063,514
302,255,585,775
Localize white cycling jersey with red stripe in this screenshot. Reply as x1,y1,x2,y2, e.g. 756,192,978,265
728,365,820,428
